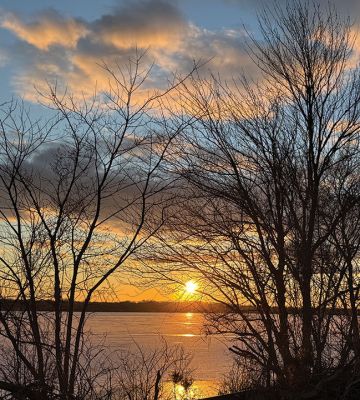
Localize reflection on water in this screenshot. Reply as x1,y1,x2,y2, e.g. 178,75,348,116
85,312,232,397
165,380,220,398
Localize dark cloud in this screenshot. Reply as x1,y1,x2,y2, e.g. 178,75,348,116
90,0,186,49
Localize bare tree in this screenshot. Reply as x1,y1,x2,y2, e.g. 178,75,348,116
108,341,193,400
217,358,262,396
156,2,360,398
0,54,195,399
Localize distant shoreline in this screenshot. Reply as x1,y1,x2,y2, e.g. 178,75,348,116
0,299,227,313
1,300,356,315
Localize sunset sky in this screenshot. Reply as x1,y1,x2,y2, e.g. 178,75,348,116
0,0,256,102
0,0,357,103
1,0,360,301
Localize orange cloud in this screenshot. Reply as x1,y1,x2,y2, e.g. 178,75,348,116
1,11,88,50
0,1,255,102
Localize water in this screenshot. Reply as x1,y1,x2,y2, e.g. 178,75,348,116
85,312,233,397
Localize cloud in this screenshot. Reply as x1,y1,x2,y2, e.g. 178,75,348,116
175,26,251,77
0,0,256,101
2,0,360,102
89,0,186,50
0,9,88,50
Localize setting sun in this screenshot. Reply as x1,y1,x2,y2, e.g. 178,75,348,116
184,280,198,295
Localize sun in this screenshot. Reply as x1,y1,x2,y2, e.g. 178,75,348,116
184,280,198,295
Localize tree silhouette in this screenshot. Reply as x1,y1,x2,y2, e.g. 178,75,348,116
158,2,360,398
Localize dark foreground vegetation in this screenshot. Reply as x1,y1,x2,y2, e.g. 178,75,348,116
1,1,360,399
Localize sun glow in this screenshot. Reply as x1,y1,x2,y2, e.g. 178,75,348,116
184,280,198,295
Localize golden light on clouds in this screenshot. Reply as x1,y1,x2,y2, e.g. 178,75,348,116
1,12,88,50
0,1,254,103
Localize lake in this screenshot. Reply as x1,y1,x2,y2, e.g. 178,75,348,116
85,312,233,398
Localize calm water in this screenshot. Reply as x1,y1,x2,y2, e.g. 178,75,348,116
85,312,233,397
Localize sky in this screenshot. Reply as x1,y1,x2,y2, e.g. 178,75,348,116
1,0,360,103
2,0,360,103
1,0,360,301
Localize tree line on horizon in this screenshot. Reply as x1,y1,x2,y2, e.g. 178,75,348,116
0,1,360,399
0,299,229,313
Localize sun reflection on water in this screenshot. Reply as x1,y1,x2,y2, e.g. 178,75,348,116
164,380,216,399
